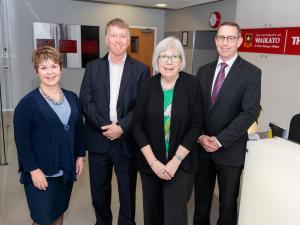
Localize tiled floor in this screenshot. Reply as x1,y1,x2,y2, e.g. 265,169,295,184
0,113,219,225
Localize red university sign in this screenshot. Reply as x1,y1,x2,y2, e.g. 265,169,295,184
239,27,300,55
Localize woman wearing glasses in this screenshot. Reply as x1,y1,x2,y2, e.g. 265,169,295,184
132,37,203,225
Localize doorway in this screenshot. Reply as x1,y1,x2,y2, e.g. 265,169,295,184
128,27,155,75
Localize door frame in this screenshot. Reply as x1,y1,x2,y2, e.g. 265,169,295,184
129,25,157,47
129,25,157,75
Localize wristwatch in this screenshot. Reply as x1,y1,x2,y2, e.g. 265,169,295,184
175,154,183,161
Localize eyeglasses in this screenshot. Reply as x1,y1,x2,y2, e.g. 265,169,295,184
216,35,240,43
158,55,181,63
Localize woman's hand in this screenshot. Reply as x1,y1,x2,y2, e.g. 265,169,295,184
151,160,171,180
30,168,48,191
165,157,180,178
140,145,171,180
76,157,85,178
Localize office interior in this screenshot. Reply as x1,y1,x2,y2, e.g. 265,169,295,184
1,0,300,224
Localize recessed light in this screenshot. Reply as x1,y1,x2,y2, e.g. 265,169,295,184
155,3,167,8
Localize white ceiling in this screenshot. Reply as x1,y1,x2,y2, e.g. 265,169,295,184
72,0,222,9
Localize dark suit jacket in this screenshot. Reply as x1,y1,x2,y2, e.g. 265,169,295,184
132,72,203,174
79,54,150,157
14,89,86,184
197,56,261,166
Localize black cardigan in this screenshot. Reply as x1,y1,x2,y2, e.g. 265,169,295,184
132,72,203,174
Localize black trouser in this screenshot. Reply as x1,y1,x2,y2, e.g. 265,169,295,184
88,142,137,225
193,160,243,225
140,169,194,225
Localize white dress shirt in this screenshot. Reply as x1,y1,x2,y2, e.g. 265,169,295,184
108,54,126,122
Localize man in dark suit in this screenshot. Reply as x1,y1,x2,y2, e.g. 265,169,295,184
193,21,261,225
79,18,150,225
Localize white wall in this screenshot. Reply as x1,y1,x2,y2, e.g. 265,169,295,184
6,0,300,131
165,0,237,31
165,0,300,132
5,0,165,109
235,0,300,132
164,0,237,74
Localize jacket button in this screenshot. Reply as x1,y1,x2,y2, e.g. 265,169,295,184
64,125,70,131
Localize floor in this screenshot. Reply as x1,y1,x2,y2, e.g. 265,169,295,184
0,112,219,225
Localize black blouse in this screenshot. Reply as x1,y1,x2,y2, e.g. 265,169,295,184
132,72,204,174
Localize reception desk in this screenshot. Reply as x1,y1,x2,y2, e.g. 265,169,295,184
238,138,300,225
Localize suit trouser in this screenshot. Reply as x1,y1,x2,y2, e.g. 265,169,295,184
193,159,243,225
88,141,137,225
140,169,194,225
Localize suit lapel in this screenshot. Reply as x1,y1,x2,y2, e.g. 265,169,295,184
118,55,133,101
100,55,110,103
212,56,243,108
207,61,218,111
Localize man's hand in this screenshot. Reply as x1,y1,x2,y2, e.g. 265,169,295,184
76,157,85,178
198,135,220,152
101,122,124,140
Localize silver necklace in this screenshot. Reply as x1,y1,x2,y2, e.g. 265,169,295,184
39,85,64,105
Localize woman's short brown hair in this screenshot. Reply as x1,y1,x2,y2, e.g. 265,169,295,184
32,46,62,72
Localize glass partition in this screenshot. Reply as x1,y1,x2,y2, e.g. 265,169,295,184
0,0,8,221
0,46,4,225
0,48,8,164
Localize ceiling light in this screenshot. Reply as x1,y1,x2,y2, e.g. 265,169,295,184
155,3,167,8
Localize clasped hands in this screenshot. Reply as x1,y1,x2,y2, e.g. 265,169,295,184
101,122,123,141
198,135,220,152
151,157,180,180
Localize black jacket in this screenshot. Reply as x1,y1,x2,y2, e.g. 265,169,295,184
79,54,150,157
132,72,204,174
197,56,261,166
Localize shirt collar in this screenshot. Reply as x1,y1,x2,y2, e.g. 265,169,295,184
217,54,238,68
108,54,127,64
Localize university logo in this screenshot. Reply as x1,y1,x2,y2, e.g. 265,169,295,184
243,33,253,48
